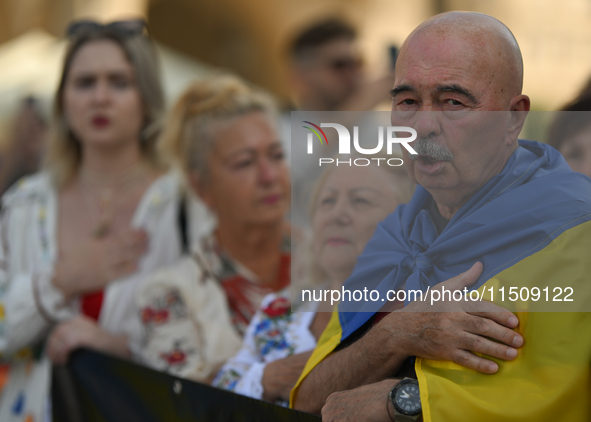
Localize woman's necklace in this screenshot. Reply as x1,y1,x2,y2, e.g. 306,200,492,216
79,166,147,239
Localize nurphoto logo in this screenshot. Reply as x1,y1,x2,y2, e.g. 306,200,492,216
302,121,418,167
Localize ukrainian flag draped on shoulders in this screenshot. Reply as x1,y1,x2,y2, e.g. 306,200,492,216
291,140,591,421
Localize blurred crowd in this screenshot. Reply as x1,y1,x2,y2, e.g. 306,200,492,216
0,13,589,422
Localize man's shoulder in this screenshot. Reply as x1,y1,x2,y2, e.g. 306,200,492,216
492,140,591,215
518,140,591,196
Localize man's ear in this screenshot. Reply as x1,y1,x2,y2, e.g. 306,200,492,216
506,94,531,145
188,171,214,209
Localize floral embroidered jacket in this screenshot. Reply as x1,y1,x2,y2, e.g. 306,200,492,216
0,170,186,422
136,256,242,381
212,289,318,406
196,235,292,336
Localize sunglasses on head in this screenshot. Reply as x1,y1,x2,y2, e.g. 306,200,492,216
66,19,148,38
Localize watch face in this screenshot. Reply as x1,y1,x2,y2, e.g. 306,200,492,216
393,380,422,416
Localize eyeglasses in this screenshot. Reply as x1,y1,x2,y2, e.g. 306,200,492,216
328,57,362,72
66,19,148,38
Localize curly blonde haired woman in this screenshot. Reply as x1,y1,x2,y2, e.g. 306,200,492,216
135,75,292,381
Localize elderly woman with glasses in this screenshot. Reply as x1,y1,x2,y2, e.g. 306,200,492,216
0,20,187,421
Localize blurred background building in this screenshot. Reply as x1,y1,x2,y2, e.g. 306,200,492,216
0,0,590,149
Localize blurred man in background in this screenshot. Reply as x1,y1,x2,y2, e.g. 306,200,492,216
287,18,393,112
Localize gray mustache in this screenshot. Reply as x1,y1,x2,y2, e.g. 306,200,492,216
409,138,454,161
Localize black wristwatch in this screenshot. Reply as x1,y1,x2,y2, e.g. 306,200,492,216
389,378,422,421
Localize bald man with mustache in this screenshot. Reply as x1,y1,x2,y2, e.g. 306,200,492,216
291,11,591,422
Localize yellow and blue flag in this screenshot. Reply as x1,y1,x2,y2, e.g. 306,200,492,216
292,140,591,421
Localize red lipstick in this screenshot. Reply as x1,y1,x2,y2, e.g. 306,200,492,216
92,116,110,128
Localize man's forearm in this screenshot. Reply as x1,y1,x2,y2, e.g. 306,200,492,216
293,325,408,414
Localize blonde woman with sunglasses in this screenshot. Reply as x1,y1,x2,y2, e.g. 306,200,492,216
0,20,187,421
